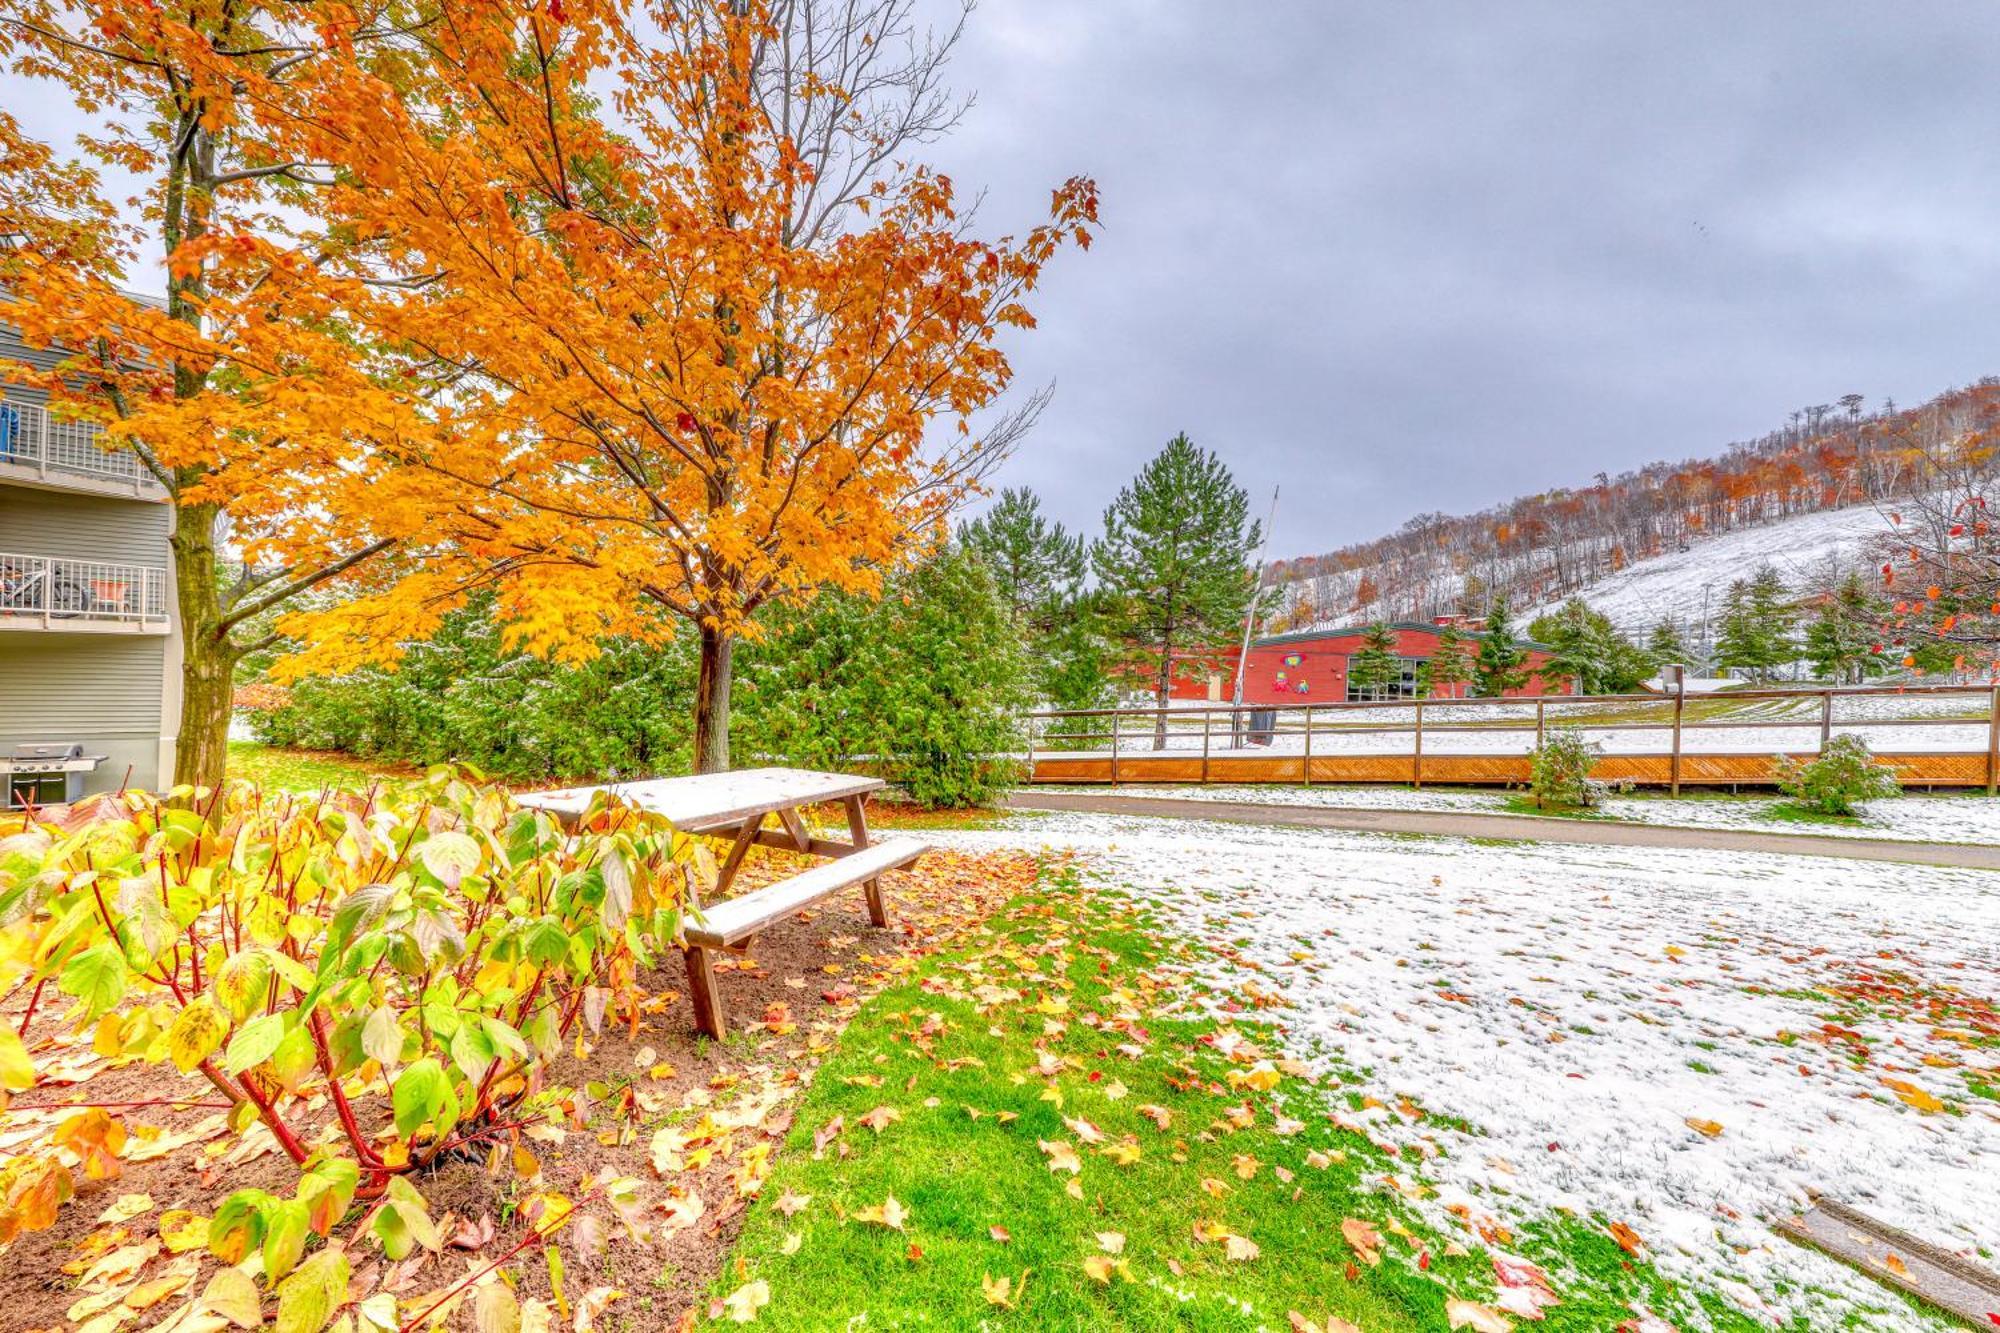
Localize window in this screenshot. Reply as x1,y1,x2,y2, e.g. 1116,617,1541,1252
1346,655,1428,702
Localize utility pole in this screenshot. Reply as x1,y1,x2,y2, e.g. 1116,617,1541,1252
1229,486,1282,710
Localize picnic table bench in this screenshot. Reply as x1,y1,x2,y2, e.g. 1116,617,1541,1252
518,767,927,1038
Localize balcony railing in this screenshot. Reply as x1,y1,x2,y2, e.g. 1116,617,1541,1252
0,553,169,628
0,400,158,492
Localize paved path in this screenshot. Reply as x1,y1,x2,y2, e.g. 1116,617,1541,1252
1001,791,2000,871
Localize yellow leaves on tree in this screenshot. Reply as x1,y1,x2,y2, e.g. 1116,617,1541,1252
260,0,1098,770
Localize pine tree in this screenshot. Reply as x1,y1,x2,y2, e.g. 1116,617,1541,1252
960,488,1108,714
1528,598,1650,695
1417,623,1474,698
1473,597,1531,696
1646,619,1693,674
1716,565,1799,681
1092,434,1258,746
1805,572,1887,685
959,488,1086,623
1348,622,1400,699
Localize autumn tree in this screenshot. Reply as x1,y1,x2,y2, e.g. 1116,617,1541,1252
0,4,437,789
1091,433,1258,746
267,0,1096,772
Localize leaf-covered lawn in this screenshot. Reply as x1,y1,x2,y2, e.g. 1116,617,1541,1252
714,862,1743,1330
225,741,418,795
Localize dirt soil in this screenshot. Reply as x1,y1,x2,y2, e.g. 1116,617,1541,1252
1,839,1036,1332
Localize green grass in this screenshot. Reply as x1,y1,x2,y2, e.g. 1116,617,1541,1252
713,864,1792,1331
226,740,416,794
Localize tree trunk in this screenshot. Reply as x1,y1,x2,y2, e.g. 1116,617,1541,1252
171,501,233,791
695,623,734,773
1152,651,1172,751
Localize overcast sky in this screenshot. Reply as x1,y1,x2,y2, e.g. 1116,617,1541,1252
921,0,2000,558
10,3,1999,563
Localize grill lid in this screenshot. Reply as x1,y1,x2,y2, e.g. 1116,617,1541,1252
9,742,87,762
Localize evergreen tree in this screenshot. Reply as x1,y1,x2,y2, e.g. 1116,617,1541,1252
1805,572,1887,685
1715,565,1799,681
1348,622,1400,699
1417,623,1474,698
960,487,1108,715
959,488,1086,622
1528,598,1649,695
1646,619,1694,674
1092,434,1258,746
1473,596,1531,696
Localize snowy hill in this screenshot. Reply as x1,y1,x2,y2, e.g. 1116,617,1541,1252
1522,504,1891,635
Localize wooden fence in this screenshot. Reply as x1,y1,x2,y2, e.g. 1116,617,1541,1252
1023,682,2000,793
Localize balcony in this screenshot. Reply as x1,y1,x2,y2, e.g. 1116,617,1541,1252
0,400,165,499
0,554,170,633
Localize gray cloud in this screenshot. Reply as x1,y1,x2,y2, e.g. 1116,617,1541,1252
928,1,2000,555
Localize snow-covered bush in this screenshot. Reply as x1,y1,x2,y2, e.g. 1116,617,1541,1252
1775,733,1900,815
1529,726,1605,810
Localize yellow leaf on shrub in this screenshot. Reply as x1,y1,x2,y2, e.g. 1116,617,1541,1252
167,997,230,1074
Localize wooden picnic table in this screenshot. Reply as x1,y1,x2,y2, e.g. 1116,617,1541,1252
517,767,927,1036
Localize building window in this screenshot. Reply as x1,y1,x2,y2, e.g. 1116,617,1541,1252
1346,655,1428,702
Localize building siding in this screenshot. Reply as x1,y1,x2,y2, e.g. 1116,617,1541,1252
0,632,169,797
1,485,172,565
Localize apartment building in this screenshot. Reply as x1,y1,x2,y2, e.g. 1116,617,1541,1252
0,318,179,805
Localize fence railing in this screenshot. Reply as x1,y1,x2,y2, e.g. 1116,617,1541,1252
0,400,158,491
1023,682,2000,794
0,553,170,628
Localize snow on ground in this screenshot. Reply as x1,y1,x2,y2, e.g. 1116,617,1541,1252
937,812,2000,1331
1040,782,2000,845
1523,504,1891,634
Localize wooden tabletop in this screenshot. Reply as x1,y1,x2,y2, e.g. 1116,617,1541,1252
517,766,883,833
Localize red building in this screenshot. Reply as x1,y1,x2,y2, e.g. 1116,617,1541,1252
1167,620,1566,706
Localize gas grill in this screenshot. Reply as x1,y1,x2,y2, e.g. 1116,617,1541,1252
2,742,107,809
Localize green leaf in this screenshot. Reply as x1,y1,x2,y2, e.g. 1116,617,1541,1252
224,1013,286,1075
275,1246,350,1333
0,1026,35,1092
208,1189,275,1265
59,942,127,1023
271,1023,317,1091
450,1023,497,1084
213,949,272,1022
392,1058,447,1139
324,883,396,969
167,995,231,1073
418,831,481,887
361,1005,404,1068
262,1197,311,1283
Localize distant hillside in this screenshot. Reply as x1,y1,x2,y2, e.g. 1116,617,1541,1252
1266,379,2000,636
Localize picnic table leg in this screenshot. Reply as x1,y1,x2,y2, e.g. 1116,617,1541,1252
843,794,890,928
714,815,762,894
684,945,727,1039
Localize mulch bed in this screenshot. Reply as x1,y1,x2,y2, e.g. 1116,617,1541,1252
2,839,1038,1332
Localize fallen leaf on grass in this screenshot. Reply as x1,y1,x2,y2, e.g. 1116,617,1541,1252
1095,1232,1125,1254
981,1271,1026,1309
1340,1218,1382,1267
1136,1104,1172,1131
989,1225,1011,1243
722,1279,770,1323
1606,1220,1644,1255
853,1196,909,1231
774,1191,812,1217
1446,1298,1512,1331
1039,1139,1081,1174
858,1105,901,1133
1062,1115,1105,1144
1225,1233,1260,1262
1683,1117,1723,1138
1880,1078,1946,1114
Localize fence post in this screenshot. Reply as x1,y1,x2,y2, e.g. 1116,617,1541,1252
1110,711,1120,786
1670,681,1685,798
1201,709,1211,785
1302,705,1314,786
1987,685,1999,797
1534,697,1545,748
1413,699,1424,789
1819,689,1833,753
